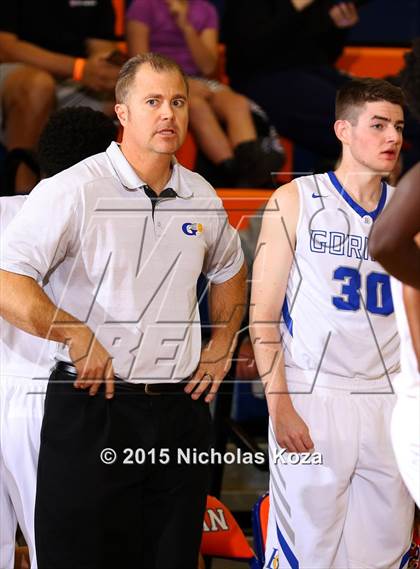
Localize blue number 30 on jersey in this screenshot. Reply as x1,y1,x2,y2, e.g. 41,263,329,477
333,266,393,316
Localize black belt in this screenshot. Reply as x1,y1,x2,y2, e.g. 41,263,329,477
54,361,188,395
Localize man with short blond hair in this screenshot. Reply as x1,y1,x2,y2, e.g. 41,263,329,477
0,53,246,568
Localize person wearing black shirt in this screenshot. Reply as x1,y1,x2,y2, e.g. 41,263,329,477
222,0,361,164
0,0,119,192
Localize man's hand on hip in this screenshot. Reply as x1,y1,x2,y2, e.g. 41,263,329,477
70,330,115,399
184,342,234,403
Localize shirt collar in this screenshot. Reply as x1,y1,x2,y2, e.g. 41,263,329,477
327,171,387,221
106,141,193,199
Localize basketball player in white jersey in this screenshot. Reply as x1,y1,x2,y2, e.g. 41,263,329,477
251,78,414,568
0,107,117,569
0,194,55,569
370,160,420,507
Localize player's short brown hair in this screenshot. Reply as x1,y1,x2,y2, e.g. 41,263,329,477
115,52,189,104
335,78,405,123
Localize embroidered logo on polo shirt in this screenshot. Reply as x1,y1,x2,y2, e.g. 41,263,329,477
182,222,203,236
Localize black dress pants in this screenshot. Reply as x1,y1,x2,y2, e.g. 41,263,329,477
35,368,211,569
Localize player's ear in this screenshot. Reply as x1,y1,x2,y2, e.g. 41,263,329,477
334,119,351,145
115,103,129,127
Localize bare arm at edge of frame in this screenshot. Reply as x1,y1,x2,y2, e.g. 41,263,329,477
369,163,420,288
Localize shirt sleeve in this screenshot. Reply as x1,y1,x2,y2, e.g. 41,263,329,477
203,196,244,284
0,179,80,283
126,0,154,26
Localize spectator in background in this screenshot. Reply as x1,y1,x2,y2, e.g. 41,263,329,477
222,0,364,166
126,0,283,187
0,0,120,193
0,106,116,569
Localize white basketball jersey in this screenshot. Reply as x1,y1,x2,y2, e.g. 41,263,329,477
391,278,420,395
281,172,399,381
0,196,55,378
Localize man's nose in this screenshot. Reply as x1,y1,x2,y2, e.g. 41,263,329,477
160,100,174,119
387,125,402,143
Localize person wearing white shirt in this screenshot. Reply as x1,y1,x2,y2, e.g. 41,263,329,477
0,106,117,569
0,53,246,569
251,78,413,569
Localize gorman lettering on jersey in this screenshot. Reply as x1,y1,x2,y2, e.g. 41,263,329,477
310,230,371,260
279,173,399,380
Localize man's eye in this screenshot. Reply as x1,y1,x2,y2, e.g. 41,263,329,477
147,99,158,106
396,126,404,133
372,124,384,129
173,99,185,107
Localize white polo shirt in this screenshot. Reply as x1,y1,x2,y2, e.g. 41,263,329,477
0,196,56,379
1,142,244,382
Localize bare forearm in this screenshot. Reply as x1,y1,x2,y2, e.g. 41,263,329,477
372,241,420,288
86,38,116,57
250,322,294,419
0,271,90,344
0,271,114,396
0,35,74,78
209,263,247,354
403,285,420,369
181,26,217,76
369,165,420,286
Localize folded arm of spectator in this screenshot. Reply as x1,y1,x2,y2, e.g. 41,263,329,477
0,32,119,92
0,31,75,76
86,38,118,57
